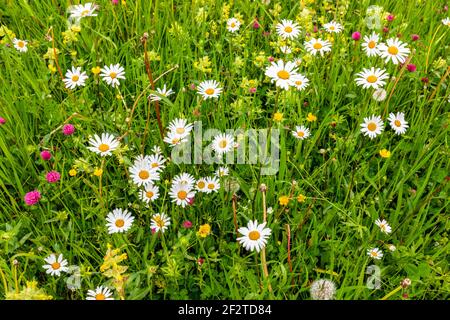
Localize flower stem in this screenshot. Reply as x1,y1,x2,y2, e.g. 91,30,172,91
260,186,272,293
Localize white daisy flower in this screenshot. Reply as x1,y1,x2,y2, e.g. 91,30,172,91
163,131,188,147
129,158,159,187
265,60,301,90
152,145,162,154
215,166,229,177
388,112,408,135
237,220,272,252
293,74,310,91
106,208,134,234
87,133,120,156
197,80,222,99
276,19,301,40
388,244,397,252
167,118,193,139
442,17,450,26
372,88,387,101
69,3,98,19
226,18,241,33
367,247,383,260
63,66,88,89
293,57,302,66
100,63,125,87
361,32,380,57
43,253,69,277
360,115,384,139
172,172,196,188
323,21,343,33
169,183,195,208
355,67,389,89
304,38,332,56
140,184,160,203
195,177,208,192
12,38,28,52
205,176,221,193
378,38,411,65
148,84,174,102
375,219,392,234
280,45,292,54
146,153,166,172
86,286,114,300
211,133,234,155
151,212,171,233
292,125,310,140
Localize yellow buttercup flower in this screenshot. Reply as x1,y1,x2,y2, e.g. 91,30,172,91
297,194,306,202
279,195,290,206
273,112,283,122
197,224,211,238
306,113,317,122
93,168,103,176
69,169,77,177
91,66,101,75
379,149,391,158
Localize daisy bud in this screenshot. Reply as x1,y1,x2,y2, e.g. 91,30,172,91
383,26,389,33
46,171,61,183
182,220,193,228
401,278,412,288
62,124,75,136
411,34,420,41
40,150,52,161
352,31,361,41
407,64,417,72
13,259,19,266
0,117,6,125
310,279,336,300
24,190,41,206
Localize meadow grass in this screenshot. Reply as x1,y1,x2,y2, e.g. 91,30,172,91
0,0,449,300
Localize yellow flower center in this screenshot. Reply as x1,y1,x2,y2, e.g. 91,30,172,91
297,131,305,137
367,75,378,83
51,262,60,270
371,251,378,257
277,70,290,80
95,293,105,300
115,219,125,228
98,144,110,152
330,26,335,31
313,42,323,50
176,127,185,134
153,216,164,228
18,41,25,48
248,230,261,241
178,190,187,200
368,41,376,49
394,120,401,127
81,9,89,16
295,80,303,86
207,183,215,190
109,72,117,79
72,75,79,82
284,26,293,33
151,162,159,168
219,139,228,148
388,46,399,55
197,181,205,189
172,137,180,144
146,191,154,198
139,170,150,180
231,22,236,28
205,88,215,95
367,122,377,132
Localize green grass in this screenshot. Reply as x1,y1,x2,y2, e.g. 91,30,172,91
0,0,449,300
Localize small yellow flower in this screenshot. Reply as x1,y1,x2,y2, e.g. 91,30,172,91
69,169,77,177
297,194,306,203
91,66,101,75
116,94,123,100
279,195,290,206
70,50,77,57
379,149,391,158
48,64,57,73
273,112,283,122
306,113,317,122
93,168,103,176
70,25,81,33
197,224,211,238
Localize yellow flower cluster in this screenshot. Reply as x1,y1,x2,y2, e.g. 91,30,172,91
194,56,212,73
